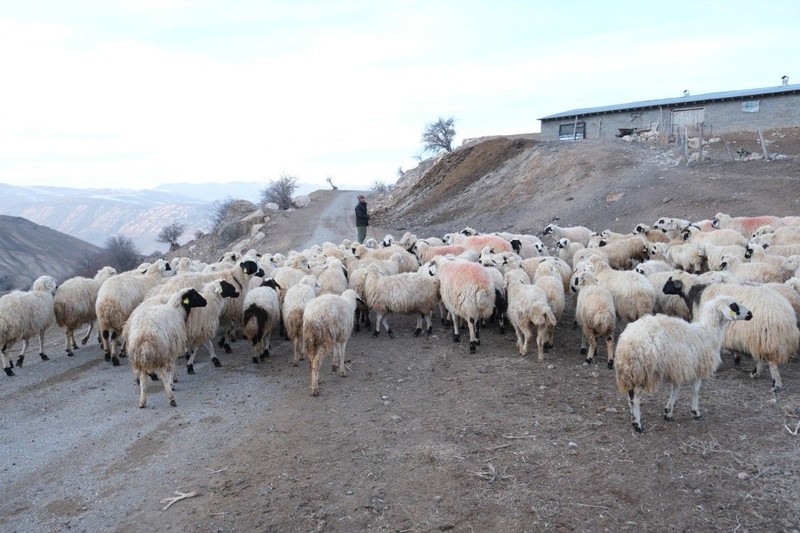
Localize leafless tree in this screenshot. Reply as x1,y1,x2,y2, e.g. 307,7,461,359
326,176,338,190
371,181,395,194
156,222,186,251
421,117,456,153
101,235,141,272
260,173,298,210
210,196,236,232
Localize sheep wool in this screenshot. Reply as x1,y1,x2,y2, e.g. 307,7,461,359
53,266,117,356
615,296,752,433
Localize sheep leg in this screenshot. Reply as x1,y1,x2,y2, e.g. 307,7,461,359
425,313,433,336
690,379,703,419
544,325,554,351
383,316,393,338
372,312,384,337
80,322,95,346
628,389,643,433
451,312,460,343
535,325,547,361
309,349,322,396
605,336,615,369
137,370,149,408
16,338,32,367
579,334,587,355
750,360,764,379
333,341,347,377
664,383,680,420
467,318,478,353
585,334,597,364
159,369,177,407
292,336,304,366
768,363,783,391
414,314,424,337
64,330,75,356
101,330,111,361
216,334,232,354
2,347,13,376
37,330,49,361
186,347,199,375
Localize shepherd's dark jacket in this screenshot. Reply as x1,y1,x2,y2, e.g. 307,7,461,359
355,202,369,226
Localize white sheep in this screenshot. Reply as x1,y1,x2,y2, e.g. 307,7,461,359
615,295,752,432
353,244,419,273
582,255,655,326
0,275,58,375
533,261,565,351
316,257,348,296
242,278,282,364
181,278,241,374
364,263,440,337
53,266,117,357
428,256,496,353
718,253,783,284
682,226,747,247
542,223,593,247
633,259,673,276
96,259,174,366
125,287,207,408
302,289,361,396
647,242,703,273
782,255,800,278
663,274,800,390
571,270,616,367
282,275,320,365
503,269,556,360
556,238,585,268
633,224,671,244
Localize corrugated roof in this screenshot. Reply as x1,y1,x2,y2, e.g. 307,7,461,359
539,83,800,121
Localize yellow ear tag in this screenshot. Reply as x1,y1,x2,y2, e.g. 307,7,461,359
728,308,737,319
183,298,190,305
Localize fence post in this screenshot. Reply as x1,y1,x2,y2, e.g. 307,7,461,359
758,128,770,160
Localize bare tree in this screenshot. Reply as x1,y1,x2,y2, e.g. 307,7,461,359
210,196,236,232
371,180,395,194
421,117,456,153
156,221,186,251
260,173,298,210
325,176,338,190
101,235,141,272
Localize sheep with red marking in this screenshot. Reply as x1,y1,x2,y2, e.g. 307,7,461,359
712,213,783,237
428,256,496,353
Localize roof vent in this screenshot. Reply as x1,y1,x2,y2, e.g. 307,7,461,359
683,89,690,97
782,75,789,86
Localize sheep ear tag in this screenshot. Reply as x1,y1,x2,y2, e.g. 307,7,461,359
728,307,738,319
183,297,190,305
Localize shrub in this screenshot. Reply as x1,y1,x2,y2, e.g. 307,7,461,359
210,196,236,232
371,181,395,194
260,173,298,210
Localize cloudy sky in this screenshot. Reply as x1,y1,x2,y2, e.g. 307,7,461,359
1,1,797,191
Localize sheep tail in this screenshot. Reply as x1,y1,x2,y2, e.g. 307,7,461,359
243,303,267,345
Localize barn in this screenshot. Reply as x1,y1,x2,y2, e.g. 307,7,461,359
539,78,800,142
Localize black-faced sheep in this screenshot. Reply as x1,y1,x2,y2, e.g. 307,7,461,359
302,289,361,396
616,296,752,432
0,275,58,375
183,278,240,374
125,287,207,408
663,275,800,390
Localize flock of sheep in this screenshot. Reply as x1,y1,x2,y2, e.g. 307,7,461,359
1,212,799,433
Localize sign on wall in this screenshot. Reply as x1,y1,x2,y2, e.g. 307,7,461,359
742,100,760,113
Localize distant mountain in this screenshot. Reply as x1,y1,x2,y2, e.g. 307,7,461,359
154,180,327,203
0,215,102,291
0,184,210,254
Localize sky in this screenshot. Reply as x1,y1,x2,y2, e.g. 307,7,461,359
1,1,798,191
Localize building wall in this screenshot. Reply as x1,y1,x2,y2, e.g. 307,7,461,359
540,92,800,141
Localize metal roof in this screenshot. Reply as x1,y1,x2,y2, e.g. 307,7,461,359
539,83,800,121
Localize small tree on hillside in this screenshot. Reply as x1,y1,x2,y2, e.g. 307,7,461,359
421,116,456,153
210,196,236,232
102,235,141,272
156,221,186,251
260,173,298,210
371,180,395,194
325,176,338,190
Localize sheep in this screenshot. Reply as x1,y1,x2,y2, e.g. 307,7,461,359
503,269,556,360
682,226,747,247
663,274,800,390
282,275,320,365
701,243,745,272
316,257,348,295
353,244,419,273
428,256,496,353
712,213,783,237
412,241,471,264
542,223,593,247
652,217,691,237
356,252,405,277
646,242,704,273
125,287,207,408
156,259,262,353
615,295,752,433
783,255,800,278
242,278,282,364
346,266,371,332
744,242,794,273
633,259,673,276
95,259,174,366
179,278,241,374
581,255,655,326
302,289,361,396
633,224,671,243
571,270,616,367
519,256,572,293
0,275,59,375
533,261,565,350
591,234,649,270
760,243,800,258
718,254,783,284
53,266,117,357
505,234,545,259
364,263,440,338
642,270,692,321
556,238,585,268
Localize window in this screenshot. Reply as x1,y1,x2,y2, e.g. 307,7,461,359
559,122,585,140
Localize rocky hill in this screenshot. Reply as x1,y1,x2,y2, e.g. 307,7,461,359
0,215,102,291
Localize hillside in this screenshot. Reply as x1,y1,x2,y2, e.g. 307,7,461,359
0,215,102,290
